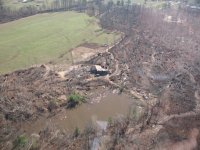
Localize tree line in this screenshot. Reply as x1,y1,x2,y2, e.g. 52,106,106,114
1,0,199,24
0,0,130,23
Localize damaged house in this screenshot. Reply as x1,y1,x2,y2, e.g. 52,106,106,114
90,65,109,76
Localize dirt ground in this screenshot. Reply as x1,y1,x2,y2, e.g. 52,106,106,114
72,45,106,63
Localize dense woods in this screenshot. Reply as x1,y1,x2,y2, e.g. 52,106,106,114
0,0,200,23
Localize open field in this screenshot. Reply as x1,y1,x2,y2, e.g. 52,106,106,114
0,11,120,74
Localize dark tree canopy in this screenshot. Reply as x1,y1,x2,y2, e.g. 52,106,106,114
0,0,3,8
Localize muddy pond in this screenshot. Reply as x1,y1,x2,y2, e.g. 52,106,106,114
23,93,136,134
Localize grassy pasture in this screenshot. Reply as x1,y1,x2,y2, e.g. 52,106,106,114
0,11,120,74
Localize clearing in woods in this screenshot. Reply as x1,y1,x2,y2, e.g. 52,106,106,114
0,11,120,74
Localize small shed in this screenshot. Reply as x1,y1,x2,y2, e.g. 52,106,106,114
90,65,109,76
22,0,28,3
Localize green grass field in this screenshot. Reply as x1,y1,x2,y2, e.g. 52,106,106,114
0,11,120,74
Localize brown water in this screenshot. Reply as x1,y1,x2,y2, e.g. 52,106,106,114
23,93,134,134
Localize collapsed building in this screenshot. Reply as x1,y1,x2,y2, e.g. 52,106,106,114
90,65,109,76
